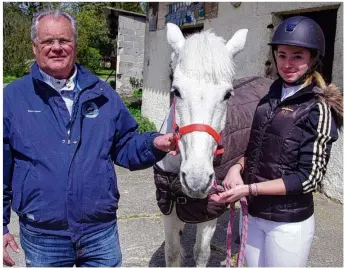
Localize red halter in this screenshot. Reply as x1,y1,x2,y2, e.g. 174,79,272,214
172,98,224,156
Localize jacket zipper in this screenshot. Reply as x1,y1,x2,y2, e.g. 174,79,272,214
66,86,84,145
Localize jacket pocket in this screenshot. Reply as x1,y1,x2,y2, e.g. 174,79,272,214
83,159,118,222
12,164,41,222
106,159,119,210
12,164,30,214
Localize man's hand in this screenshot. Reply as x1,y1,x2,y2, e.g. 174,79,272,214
3,233,20,266
222,164,244,190
153,133,178,155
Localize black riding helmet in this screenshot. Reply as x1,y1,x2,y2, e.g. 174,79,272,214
268,16,326,85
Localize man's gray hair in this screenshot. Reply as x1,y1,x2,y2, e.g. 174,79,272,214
31,10,77,42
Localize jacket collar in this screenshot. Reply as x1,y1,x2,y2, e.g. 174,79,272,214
31,62,100,91
268,78,319,103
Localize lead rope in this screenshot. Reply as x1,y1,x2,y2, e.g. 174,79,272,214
226,197,248,267
212,181,248,267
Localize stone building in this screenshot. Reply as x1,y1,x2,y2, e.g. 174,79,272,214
142,2,343,202
105,8,146,95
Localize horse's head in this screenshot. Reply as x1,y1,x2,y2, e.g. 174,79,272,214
167,23,248,199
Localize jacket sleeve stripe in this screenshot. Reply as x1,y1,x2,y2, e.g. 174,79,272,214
302,102,332,193
317,103,332,184
312,102,330,185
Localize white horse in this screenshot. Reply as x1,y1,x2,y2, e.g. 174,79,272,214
156,23,248,267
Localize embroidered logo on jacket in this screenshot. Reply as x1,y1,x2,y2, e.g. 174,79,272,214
82,101,99,118
281,107,294,114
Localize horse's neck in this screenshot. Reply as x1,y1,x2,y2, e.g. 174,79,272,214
156,105,181,173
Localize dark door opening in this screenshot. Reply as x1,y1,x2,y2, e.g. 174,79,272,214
282,9,338,84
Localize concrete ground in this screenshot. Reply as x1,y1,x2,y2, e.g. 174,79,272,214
6,166,343,267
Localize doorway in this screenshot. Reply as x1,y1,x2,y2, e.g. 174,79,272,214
281,9,338,84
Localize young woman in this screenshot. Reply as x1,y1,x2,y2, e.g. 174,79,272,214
210,16,343,267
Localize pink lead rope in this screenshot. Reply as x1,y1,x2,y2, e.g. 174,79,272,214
226,197,248,267
212,181,248,267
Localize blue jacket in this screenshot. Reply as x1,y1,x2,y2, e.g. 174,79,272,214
3,63,166,241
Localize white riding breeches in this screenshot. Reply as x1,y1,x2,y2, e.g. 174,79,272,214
239,213,315,267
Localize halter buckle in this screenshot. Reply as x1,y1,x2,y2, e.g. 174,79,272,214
176,197,187,205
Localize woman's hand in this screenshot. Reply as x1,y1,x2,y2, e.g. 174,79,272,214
209,185,249,203
222,164,244,190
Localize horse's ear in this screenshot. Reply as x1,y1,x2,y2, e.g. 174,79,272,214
167,23,185,54
226,29,248,58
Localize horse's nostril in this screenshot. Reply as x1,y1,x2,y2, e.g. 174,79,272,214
180,171,190,191
202,173,215,193
209,173,215,181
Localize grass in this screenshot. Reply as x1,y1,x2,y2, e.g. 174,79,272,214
95,68,114,81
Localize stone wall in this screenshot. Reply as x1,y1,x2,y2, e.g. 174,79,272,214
116,15,146,95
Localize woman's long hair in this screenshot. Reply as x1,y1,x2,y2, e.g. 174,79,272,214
303,67,343,130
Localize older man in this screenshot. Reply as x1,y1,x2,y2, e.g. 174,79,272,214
3,10,175,267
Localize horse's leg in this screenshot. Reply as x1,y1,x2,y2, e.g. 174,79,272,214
163,205,185,267
194,218,217,267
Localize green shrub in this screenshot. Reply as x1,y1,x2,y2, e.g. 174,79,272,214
3,75,19,84
134,114,157,133
123,96,157,133
109,80,116,89
3,5,32,77
129,77,143,89
78,47,102,73
132,88,142,97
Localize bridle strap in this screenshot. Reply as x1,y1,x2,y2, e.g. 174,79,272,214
179,124,221,144
171,98,224,155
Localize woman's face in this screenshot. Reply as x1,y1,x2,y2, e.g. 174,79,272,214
276,45,312,87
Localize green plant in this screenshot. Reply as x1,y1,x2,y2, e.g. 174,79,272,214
123,96,157,133
133,114,157,133
3,3,32,77
3,75,19,84
77,47,102,73
129,77,143,89
109,80,116,89
133,88,142,97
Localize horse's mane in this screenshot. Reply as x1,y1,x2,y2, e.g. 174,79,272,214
174,30,235,84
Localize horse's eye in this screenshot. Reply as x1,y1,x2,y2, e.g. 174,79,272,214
171,87,182,98
223,91,231,101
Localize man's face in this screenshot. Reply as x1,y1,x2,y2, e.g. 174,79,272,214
32,15,77,79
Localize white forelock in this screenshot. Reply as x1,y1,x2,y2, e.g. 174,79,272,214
174,30,235,84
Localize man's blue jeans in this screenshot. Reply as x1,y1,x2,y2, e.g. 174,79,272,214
20,223,122,267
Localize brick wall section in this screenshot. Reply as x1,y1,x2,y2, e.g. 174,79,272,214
116,15,146,95
157,2,170,30
205,2,219,19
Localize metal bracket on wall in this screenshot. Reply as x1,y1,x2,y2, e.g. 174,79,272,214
230,2,242,8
